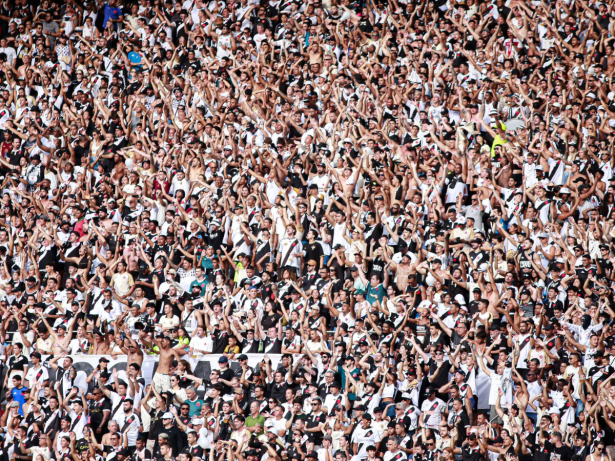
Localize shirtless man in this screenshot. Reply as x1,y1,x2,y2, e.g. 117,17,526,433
123,240,141,275
144,335,181,393
87,329,111,355
37,314,71,354
119,333,144,369
382,251,415,293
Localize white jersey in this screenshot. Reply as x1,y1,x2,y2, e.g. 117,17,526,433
351,425,381,460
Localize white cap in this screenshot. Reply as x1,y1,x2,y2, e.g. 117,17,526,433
456,216,467,225
417,300,433,310
162,412,174,419
454,294,466,305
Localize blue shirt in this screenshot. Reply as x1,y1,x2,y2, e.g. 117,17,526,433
127,51,142,70
103,4,123,29
11,386,28,415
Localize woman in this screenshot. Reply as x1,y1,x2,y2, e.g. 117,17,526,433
174,360,204,389
406,305,432,343
4,343,28,389
168,375,188,404
261,300,282,331
380,371,398,417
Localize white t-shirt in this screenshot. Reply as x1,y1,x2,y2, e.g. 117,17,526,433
420,397,446,429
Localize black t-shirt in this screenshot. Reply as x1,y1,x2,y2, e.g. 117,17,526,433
460,445,481,461
148,409,166,441
543,441,573,461
158,425,185,455
6,148,24,166
428,359,451,390
267,381,290,402
261,312,282,331
88,397,111,427
303,242,324,268
184,445,204,459
8,354,28,372
219,368,235,394
211,328,230,354
306,411,327,445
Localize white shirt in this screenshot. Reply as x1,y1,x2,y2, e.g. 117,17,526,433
351,425,382,460
190,334,213,355
420,397,446,429
121,412,141,446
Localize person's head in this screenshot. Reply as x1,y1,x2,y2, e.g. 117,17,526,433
122,399,134,414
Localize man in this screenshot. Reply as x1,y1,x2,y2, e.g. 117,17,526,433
351,413,381,460
188,326,212,357
10,375,28,415
277,224,303,273
230,416,250,450
135,436,152,461
62,388,87,440
120,398,141,450
306,398,326,447
145,335,181,393
97,369,135,425
419,387,446,431
25,352,48,390
87,386,111,441
183,431,203,461
245,401,266,435
158,412,185,455
453,432,485,461
184,387,205,417
447,398,471,440
382,438,407,461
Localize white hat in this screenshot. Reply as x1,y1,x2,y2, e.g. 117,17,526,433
162,412,174,419
158,282,170,294
456,216,467,225
454,294,466,305
417,300,433,311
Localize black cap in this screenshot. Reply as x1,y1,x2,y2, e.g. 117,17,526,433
306,452,318,459
99,357,110,363
238,354,248,360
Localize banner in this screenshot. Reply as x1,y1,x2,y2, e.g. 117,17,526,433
41,354,282,388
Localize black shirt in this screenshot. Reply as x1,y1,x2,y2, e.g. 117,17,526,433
88,397,111,428
543,441,573,461
267,381,290,402
157,425,185,455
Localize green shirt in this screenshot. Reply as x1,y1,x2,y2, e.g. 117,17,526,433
366,283,386,305
190,277,210,294
184,398,206,417
245,414,266,435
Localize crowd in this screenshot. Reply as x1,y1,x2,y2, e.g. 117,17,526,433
0,0,614,460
